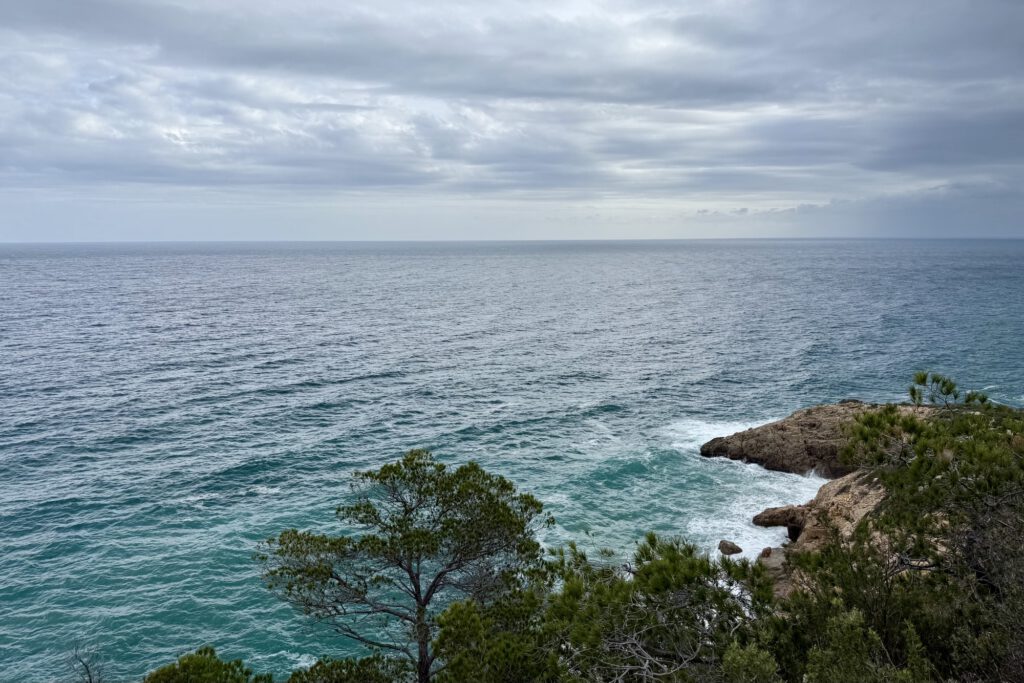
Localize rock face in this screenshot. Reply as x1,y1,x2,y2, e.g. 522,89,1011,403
702,401,933,596
756,546,792,596
700,400,872,477
753,505,806,541
700,401,935,477
787,470,887,554
753,470,887,596
718,539,742,556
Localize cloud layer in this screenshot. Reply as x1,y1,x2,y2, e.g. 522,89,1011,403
1,0,1022,239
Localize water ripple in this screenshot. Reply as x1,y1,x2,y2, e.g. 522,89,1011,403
1,240,1022,680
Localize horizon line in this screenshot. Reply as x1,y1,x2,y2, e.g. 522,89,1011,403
4,236,1024,245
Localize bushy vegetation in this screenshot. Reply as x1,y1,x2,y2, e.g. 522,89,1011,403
136,373,1023,682
143,646,272,683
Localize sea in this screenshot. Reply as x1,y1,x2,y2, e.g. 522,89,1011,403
1,239,1022,681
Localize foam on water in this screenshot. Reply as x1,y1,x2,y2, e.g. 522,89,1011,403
665,417,771,454
249,652,318,672
662,419,827,558
247,485,281,496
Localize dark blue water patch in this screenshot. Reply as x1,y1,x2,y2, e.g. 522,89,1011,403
1,239,1022,680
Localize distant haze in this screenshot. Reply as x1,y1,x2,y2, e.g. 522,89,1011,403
1,0,1022,241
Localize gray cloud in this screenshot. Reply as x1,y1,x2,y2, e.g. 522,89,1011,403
0,0,1021,239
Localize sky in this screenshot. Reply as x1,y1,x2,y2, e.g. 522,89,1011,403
1,0,1022,241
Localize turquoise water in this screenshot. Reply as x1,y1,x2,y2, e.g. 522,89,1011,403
1,240,1022,680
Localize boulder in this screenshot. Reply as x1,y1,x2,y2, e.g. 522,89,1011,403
718,539,742,556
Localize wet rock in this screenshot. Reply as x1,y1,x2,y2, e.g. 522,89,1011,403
718,539,742,556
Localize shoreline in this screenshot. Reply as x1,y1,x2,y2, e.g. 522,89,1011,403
700,401,904,583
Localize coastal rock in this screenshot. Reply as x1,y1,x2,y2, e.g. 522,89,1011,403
756,546,793,597
752,471,886,551
754,471,887,597
718,539,742,555
699,401,871,477
788,470,887,554
752,504,806,528
711,402,931,596
753,504,807,541
699,401,933,477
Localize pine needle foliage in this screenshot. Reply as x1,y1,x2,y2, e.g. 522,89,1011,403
258,449,551,683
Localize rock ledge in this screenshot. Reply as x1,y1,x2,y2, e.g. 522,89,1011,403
699,401,872,477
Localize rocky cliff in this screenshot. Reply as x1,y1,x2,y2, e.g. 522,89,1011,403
756,470,887,553
751,470,887,596
699,400,871,477
700,400,935,478
702,401,929,595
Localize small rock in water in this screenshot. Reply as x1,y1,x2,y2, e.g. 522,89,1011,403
718,539,742,555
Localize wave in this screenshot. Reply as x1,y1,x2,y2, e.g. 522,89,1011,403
662,417,826,559
663,417,774,454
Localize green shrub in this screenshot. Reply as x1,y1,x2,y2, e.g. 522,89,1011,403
143,647,271,683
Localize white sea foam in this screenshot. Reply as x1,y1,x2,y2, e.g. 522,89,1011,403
249,651,318,672
579,419,624,451
662,417,827,559
291,653,318,670
664,417,772,455
176,492,221,507
684,467,825,559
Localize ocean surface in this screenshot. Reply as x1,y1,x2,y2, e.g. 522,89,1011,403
1,239,1022,681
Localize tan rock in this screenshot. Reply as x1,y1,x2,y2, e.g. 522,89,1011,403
790,470,887,554
707,402,930,596
756,546,793,598
753,471,887,597
718,539,742,555
753,504,807,541
700,401,934,478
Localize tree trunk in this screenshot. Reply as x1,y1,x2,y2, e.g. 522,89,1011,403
416,608,431,683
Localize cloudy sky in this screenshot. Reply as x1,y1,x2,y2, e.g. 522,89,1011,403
1,0,1022,240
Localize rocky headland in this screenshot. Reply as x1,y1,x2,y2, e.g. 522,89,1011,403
700,399,879,477
703,400,934,595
